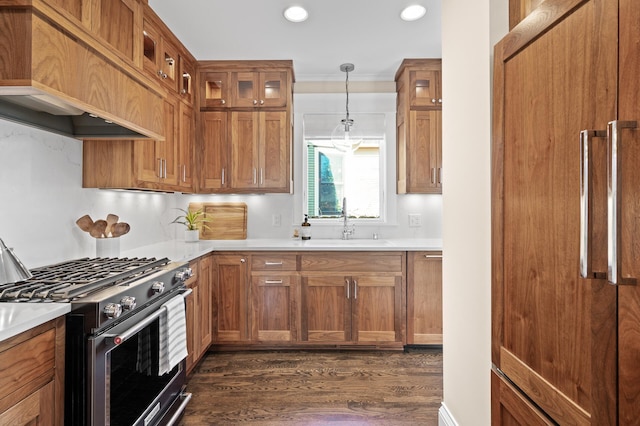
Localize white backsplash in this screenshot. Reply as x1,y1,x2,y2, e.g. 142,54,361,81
0,118,441,268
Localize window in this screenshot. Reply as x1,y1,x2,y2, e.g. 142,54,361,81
303,113,385,220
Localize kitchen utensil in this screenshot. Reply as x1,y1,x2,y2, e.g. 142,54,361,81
90,220,108,238
76,215,94,233
105,214,119,237
111,222,130,237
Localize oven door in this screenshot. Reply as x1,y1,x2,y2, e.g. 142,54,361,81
89,291,192,426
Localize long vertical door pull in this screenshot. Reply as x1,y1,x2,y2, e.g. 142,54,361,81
580,129,607,279
607,120,638,285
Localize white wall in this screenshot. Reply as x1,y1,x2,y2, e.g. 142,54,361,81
441,0,507,425
0,89,440,267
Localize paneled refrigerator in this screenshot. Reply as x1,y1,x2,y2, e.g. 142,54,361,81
492,0,640,424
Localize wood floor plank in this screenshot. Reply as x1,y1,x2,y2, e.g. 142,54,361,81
179,348,442,425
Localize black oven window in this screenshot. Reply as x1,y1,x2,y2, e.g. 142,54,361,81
108,321,179,425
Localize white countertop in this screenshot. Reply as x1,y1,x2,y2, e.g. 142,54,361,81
122,238,443,263
0,238,441,343
0,303,70,342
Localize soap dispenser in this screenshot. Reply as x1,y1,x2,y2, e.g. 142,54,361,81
301,214,311,240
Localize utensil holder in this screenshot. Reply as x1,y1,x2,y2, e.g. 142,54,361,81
96,238,120,258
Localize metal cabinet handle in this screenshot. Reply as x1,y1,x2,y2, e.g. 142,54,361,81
431,168,436,184
163,159,167,179
260,168,264,185
182,164,187,182
260,100,265,105
425,254,443,259
253,100,258,105
345,279,350,299
264,280,283,284
353,279,357,300
265,261,284,266
607,120,638,285
240,258,246,263
157,158,162,178
221,168,225,185
221,99,226,105
253,168,257,185
579,129,607,279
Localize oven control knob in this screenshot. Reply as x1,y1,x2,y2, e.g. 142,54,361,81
104,303,123,319
175,268,193,281
120,296,137,311
151,281,165,294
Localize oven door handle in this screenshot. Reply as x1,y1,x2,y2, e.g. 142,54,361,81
105,289,192,347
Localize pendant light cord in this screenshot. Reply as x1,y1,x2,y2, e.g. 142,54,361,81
344,68,350,123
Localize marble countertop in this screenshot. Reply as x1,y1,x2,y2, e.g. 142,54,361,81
0,303,70,342
122,238,443,263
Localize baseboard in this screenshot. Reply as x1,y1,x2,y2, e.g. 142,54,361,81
439,402,458,426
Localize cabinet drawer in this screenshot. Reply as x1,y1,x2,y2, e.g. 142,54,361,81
251,254,297,271
300,253,404,273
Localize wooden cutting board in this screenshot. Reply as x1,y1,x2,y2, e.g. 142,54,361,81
189,202,247,240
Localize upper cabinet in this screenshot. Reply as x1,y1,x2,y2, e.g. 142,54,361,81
197,60,294,194
230,71,289,108
395,58,443,194
142,7,197,104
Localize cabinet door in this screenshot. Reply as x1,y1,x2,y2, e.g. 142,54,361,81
185,260,199,373
142,18,162,78
179,56,195,104
352,275,403,343
407,110,441,193
133,139,161,184
230,72,259,108
200,72,229,108
230,111,260,189
161,96,179,186
260,110,289,190
198,255,213,351
177,101,194,191
251,273,298,342
213,254,249,342
301,275,350,342
407,251,442,344
409,70,441,108
259,71,289,108
200,111,229,191
91,0,138,62
0,381,55,426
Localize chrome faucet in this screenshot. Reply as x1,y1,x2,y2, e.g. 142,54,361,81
341,197,355,240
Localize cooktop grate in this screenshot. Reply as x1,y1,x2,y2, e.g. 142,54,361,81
0,257,170,301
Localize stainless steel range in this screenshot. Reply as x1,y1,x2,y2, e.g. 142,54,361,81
0,256,193,426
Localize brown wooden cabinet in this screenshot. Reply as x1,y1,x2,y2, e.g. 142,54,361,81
230,70,290,108
199,111,229,191
212,253,250,343
250,254,300,343
230,110,290,191
492,0,640,423
142,14,181,93
299,252,405,348
395,59,443,194
407,251,442,344
83,94,191,191
185,255,213,374
197,60,293,194
491,370,554,425
0,318,65,426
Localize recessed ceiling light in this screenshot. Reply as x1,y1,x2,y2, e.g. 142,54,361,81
400,5,427,21
284,6,308,23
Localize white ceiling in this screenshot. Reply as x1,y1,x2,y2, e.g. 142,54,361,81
148,0,442,82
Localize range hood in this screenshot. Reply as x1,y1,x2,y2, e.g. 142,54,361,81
0,91,150,140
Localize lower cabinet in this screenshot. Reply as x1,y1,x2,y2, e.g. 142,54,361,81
212,253,250,343
185,255,213,374
250,254,299,343
299,252,405,348
407,251,443,344
208,250,440,351
0,317,65,426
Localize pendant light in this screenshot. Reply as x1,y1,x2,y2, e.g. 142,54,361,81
331,63,363,152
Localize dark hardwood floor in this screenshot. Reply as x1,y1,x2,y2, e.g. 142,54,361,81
179,347,443,425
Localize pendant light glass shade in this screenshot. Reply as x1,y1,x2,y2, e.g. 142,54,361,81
331,63,363,152
0,238,32,285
